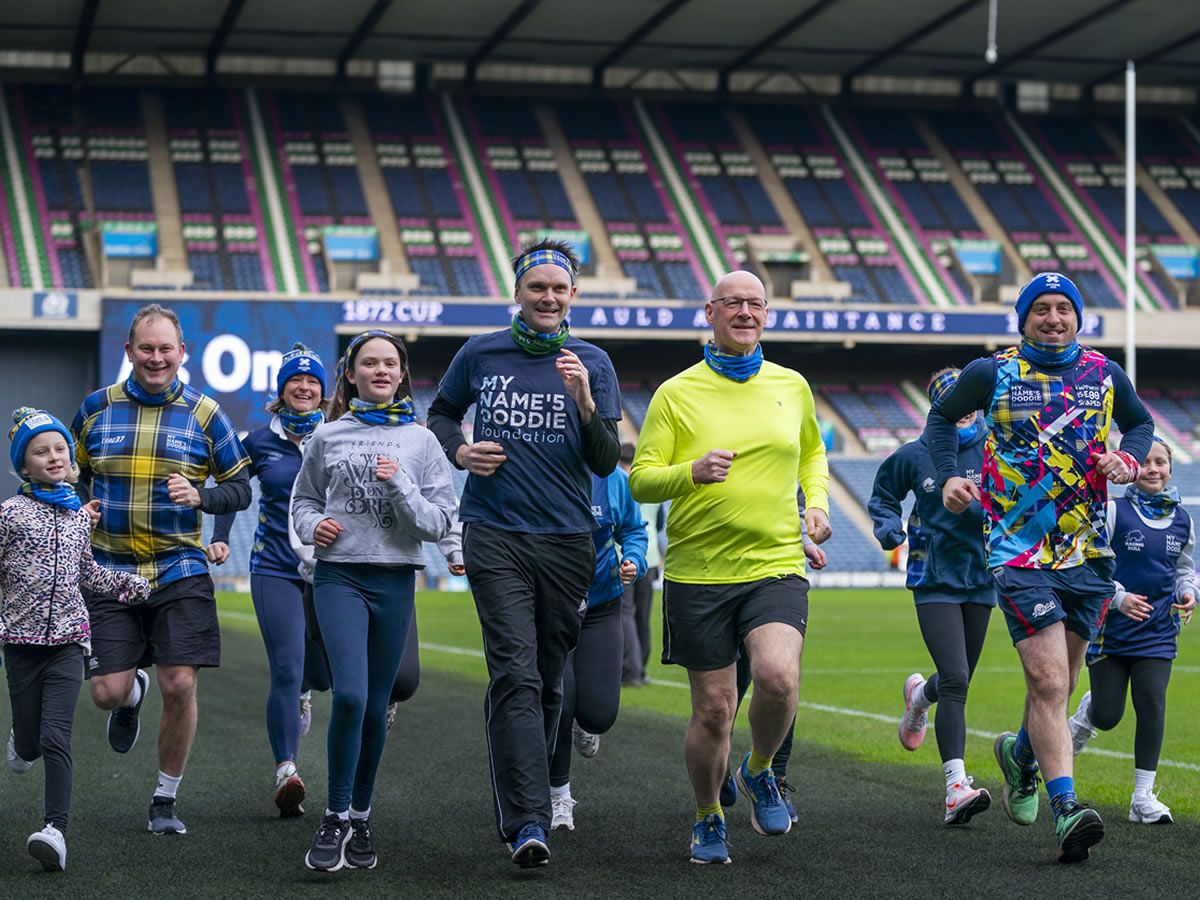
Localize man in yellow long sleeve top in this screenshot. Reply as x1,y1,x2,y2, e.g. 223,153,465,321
630,270,831,865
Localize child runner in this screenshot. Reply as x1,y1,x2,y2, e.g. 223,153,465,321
291,330,458,873
3,407,149,871
549,465,648,831
869,368,995,825
1068,438,1195,824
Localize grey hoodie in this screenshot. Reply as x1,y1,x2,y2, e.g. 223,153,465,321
291,415,458,567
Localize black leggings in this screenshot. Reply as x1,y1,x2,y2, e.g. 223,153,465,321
915,602,992,763
1087,655,1173,771
735,651,797,778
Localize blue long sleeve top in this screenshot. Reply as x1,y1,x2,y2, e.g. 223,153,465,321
589,468,649,608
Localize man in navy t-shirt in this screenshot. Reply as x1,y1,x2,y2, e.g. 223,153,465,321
428,238,622,867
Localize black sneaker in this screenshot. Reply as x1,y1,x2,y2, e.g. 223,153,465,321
108,669,149,754
346,817,377,869
305,814,350,872
148,796,187,835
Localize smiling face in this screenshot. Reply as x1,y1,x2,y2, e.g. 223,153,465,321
1135,442,1172,495
706,271,767,355
346,337,406,405
125,315,184,393
281,373,323,412
515,263,575,333
23,431,72,485
1023,293,1078,345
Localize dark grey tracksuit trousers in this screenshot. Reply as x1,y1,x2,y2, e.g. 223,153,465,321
463,522,594,842
4,642,84,831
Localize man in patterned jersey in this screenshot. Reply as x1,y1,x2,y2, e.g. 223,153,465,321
73,304,251,835
925,272,1153,863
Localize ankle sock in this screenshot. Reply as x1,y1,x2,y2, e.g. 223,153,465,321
1046,775,1076,820
696,802,724,823
550,783,571,799
1012,727,1038,774
745,749,773,777
325,808,350,822
1133,768,1156,795
154,771,182,800
349,807,370,821
913,678,933,710
126,677,143,709
943,758,967,792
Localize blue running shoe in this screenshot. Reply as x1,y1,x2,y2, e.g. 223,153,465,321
690,814,731,864
508,822,550,868
735,753,791,835
720,769,738,807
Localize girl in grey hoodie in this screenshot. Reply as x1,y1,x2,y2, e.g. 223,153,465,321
291,330,458,873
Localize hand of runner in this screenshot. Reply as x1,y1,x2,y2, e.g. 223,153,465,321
692,449,736,484
456,441,507,477
556,348,596,423
167,473,202,508
619,559,638,585
313,517,344,548
206,541,230,565
82,498,102,528
941,476,979,513
1118,592,1153,622
805,507,832,545
448,563,466,577
804,543,828,570
376,455,398,481
1173,592,1195,625
1089,450,1136,484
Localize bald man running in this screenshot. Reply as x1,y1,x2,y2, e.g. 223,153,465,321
630,271,831,864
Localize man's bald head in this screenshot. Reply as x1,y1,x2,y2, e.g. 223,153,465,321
710,270,766,303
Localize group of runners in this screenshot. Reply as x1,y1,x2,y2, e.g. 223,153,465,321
1,246,1192,874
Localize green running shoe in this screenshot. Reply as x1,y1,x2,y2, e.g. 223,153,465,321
1055,802,1104,863
993,732,1039,826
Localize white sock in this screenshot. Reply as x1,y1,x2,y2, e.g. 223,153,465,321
300,690,312,701
912,678,932,710
1134,769,1156,795
349,807,370,820
126,677,143,709
325,808,350,822
943,758,967,792
550,783,571,799
276,761,297,779
154,771,182,800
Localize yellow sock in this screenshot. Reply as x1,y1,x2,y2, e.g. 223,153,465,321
746,749,773,777
696,802,724,823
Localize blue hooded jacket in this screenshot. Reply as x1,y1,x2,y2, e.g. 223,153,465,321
589,468,648,608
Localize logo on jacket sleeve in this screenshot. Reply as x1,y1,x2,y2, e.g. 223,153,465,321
921,477,936,493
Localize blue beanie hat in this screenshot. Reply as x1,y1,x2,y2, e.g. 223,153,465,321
276,342,326,397
9,407,74,474
1015,272,1083,334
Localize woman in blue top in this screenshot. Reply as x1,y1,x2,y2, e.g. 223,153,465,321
1069,438,1195,824
210,343,327,818
869,367,995,826
548,465,648,832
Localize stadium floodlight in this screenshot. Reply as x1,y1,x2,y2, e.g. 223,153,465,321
985,0,998,64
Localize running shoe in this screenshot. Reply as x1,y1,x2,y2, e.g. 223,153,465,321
777,776,799,825
572,722,600,759
1129,790,1173,825
274,767,306,818
108,669,150,754
944,777,991,826
719,768,738,807
299,692,313,738
1068,691,1096,756
898,673,928,751
551,792,577,831
508,822,550,868
148,796,187,835
7,730,33,774
735,753,791,836
385,701,399,734
27,824,66,872
690,814,731,864
305,813,350,872
346,816,377,869
1055,801,1104,863
993,732,1039,826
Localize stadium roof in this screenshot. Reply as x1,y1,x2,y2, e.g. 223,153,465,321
3,0,1199,91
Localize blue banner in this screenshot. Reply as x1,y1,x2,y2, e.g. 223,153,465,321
323,227,379,262
951,239,1002,276
102,227,158,259
1152,244,1199,280
33,291,78,319
101,300,341,432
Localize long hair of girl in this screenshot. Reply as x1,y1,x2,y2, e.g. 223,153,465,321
327,331,413,420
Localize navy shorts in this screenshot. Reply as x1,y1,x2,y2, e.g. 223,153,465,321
992,559,1115,646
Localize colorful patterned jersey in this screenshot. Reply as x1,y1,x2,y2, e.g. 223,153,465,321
983,346,1114,569
73,382,250,587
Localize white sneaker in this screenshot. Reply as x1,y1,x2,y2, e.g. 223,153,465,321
27,824,66,871
299,692,313,738
1068,691,1097,756
7,730,32,774
572,722,600,759
385,701,399,734
1129,790,1173,824
898,673,928,751
551,793,577,831
944,777,991,826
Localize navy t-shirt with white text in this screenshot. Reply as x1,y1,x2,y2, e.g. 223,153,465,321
437,330,621,534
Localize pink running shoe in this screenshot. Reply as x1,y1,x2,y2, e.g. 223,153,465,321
898,673,928,751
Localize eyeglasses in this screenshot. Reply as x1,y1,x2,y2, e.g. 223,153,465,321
712,297,768,313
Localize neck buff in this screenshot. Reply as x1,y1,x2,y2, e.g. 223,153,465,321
349,396,416,426
1019,338,1081,369
957,421,980,446
1127,484,1180,520
279,408,323,436
18,480,81,511
703,340,763,382
125,375,184,406
510,313,569,356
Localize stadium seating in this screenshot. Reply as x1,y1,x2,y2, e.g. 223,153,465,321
818,383,923,451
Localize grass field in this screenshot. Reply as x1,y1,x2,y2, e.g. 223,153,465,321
1,587,1198,898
